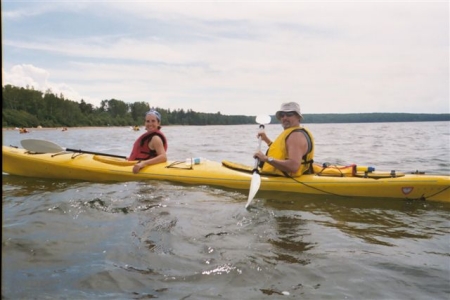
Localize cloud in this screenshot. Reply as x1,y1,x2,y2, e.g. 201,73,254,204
2,1,449,115
2,64,88,102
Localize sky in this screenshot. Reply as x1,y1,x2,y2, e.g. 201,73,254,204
2,1,449,116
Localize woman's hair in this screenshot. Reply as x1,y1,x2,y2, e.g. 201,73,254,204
146,109,161,122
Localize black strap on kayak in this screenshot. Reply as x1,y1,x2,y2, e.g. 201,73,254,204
286,174,350,197
165,161,193,170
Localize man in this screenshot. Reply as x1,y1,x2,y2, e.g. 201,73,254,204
254,102,315,176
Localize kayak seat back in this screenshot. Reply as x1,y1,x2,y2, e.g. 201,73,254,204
93,155,136,166
222,160,283,176
313,163,356,177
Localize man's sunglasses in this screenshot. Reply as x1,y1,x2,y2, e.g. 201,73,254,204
279,111,296,118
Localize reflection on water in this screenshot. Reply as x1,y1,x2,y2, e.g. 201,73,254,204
262,192,450,246
2,122,450,299
269,214,313,265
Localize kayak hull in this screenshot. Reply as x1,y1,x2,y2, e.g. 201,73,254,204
3,146,450,202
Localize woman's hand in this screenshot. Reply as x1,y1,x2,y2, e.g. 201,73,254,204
132,162,144,174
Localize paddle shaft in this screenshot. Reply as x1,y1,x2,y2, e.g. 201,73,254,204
253,125,264,169
65,148,126,159
245,123,266,209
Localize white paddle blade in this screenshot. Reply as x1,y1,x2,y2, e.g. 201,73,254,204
21,139,64,153
256,115,271,125
245,172,261,209
245,114,269,209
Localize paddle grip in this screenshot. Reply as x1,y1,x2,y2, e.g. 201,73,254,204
253,124,265,169
257,124,265,151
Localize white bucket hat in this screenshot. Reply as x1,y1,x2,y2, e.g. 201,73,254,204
275,102,303,120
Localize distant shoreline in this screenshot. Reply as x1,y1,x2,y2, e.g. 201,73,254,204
2,126,138,131
3,118,450,131
2,125,188,131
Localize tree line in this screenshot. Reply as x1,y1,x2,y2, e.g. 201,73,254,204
2,84,449,128
2,85,255,128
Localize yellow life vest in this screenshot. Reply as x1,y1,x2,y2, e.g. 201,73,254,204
261,126,315,177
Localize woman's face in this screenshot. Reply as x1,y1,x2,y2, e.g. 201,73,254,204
144,114,160,131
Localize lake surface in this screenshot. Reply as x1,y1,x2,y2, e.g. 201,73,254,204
2,122,450,299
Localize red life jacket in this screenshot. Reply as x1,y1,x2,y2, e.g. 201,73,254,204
128,130,168,161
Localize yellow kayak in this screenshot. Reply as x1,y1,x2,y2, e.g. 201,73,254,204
2,145,450,203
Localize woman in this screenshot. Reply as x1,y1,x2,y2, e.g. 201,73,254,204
128,109,168,174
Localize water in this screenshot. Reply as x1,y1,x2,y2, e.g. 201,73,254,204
2,122,450,299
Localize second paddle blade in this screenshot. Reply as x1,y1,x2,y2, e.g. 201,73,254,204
245,171,261,209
